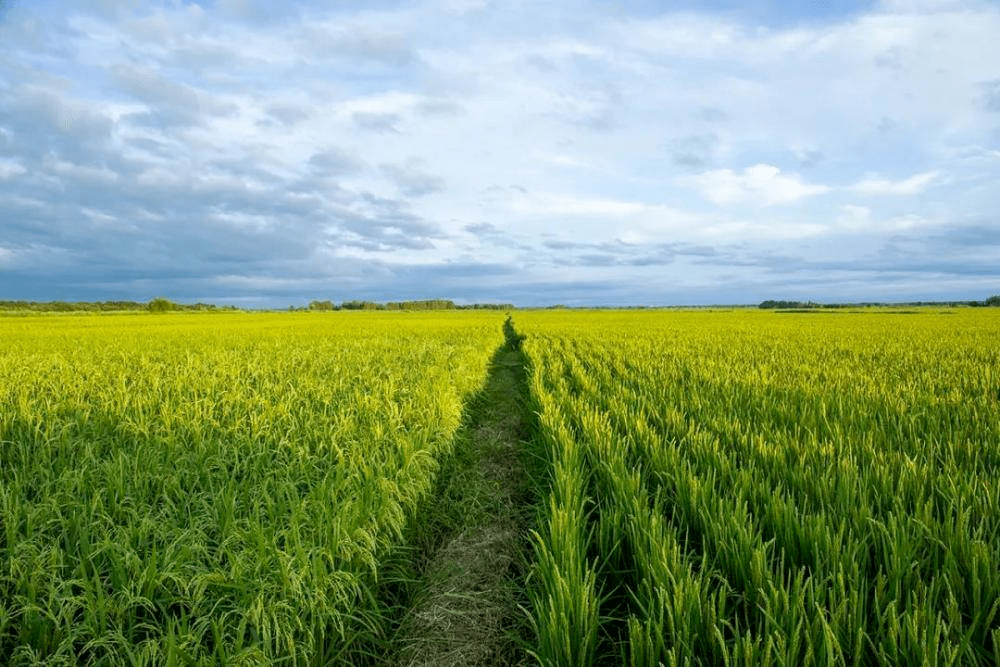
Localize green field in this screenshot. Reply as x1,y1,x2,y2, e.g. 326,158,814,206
519,309,1000,666
0,311,501,665
2,309,999,665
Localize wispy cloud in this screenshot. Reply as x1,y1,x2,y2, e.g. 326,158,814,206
848,170,940,196
678,164,831,207
380,159,446,197
0,158,27,180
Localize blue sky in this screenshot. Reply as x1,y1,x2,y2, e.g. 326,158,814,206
1,0,998,306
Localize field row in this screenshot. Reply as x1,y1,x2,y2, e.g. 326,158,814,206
3,309,999,665
1,312,501,665
520,310,1000,666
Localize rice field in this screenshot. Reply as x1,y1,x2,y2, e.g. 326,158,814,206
3,307,999,665
0,311,500,665
519,309,1000,666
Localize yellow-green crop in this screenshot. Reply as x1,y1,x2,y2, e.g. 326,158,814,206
0,311,501,665
519,308,1000,666
6,307,999,665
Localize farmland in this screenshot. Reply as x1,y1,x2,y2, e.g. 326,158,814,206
0,311,502,665
519,309,1000,666
2,307,999,665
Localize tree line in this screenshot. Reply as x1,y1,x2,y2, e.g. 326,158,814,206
760,296,1000,309
0,299,235,313
304,299,514,311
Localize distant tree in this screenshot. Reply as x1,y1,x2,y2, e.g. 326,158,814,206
986,295,1000,307
0,299,242,312
759,300,816,309
341,300,380,310
147,298,176,312
308,300,334,311
468,303,515,310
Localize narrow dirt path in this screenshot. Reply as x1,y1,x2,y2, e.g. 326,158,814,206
389,331,534,666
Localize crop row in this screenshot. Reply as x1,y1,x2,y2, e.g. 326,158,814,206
520,309,1000,666
0,312,500,665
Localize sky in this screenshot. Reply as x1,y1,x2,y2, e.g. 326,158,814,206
1,0,999,307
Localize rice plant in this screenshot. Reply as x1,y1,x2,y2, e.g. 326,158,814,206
0,310,501,665
519,308,1000,666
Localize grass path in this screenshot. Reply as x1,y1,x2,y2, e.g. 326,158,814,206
388,330,536,666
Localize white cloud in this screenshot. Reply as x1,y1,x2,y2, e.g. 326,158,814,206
380,159,446,197
434,0,491,15
338,92,424,118
615,14,743,60
886,213,932,231
509,194,649,217
836,204,873,231
678,164,831,206
849,171,940,196
531,151,593,169
46,158,119,184
0,159,27,180
299,25,416,65
699,218,830,241
877,0,973,12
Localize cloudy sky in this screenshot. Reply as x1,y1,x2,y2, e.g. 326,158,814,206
1,0,998,306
